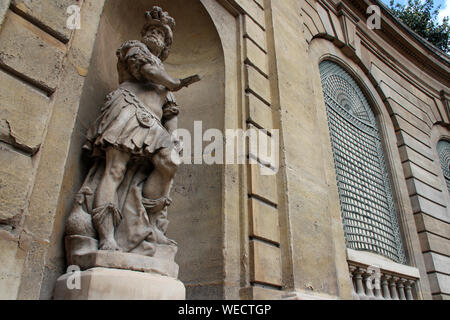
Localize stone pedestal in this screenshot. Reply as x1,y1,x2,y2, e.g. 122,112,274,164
54,247,184,300
54,267,185,300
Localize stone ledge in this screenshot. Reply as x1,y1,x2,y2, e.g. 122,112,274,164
282,290,340,300
66,235,179,279
347,248,420,279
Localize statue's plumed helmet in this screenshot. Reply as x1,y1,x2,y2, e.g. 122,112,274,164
141,6,175,49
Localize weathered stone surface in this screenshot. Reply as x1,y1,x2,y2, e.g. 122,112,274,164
54,267,185,300
397,131,434,160
403,161,443,192
419,232,450,256
253,0,264,9
406,178,446,207
0,11,66,92
271,0,354,300
245,65,271,105
283,290,340,300
245,38,268,76
248,164,278,205
411,196,449,223
246,123,277,169
248,198,280,244
428,272,450,295
17,0,107,300
247,93,273,130
244,15,266,52
0,144,33,225
0,238,26,299
240,286,282,300
423,252,450,275
68,249,179,279
414,214,450,239
11,0,77,43
250,240,282,286
0,70,50,152
399,146,438,176
235,0,265,29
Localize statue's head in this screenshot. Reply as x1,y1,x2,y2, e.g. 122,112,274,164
141,6,175,61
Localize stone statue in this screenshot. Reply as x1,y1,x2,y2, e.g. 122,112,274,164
64,7,200,276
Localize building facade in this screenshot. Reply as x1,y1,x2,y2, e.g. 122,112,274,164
0,0,448,300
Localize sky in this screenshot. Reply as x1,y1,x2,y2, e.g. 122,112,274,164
381,0,450,23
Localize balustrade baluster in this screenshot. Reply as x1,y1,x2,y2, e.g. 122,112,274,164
381,275,391,300
354,268,367,299
389,277,400,300
398,279,407,300
405,280,415,300
363,269,375,300
349,266,360,300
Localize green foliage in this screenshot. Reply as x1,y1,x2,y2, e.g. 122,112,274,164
389,0,449,52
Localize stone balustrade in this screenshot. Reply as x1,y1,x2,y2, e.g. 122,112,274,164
347,249,420,300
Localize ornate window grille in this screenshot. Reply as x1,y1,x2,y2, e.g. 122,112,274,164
437,140,450,192
319,61,406,264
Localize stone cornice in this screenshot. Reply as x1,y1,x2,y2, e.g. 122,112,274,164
354,0,448,81
320,0,449,87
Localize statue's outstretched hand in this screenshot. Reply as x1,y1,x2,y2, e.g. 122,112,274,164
180,74,201,89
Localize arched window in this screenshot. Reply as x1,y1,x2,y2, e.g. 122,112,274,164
437,140,450,192
319,60,406,264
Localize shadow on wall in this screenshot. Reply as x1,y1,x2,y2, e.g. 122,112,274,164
42,0,225,300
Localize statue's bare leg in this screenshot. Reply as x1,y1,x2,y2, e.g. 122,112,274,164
143,147,179,205
93,146,130,250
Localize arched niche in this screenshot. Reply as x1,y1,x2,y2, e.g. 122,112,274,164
48,0,228,300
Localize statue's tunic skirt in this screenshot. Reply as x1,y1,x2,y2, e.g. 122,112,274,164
85,87,173,158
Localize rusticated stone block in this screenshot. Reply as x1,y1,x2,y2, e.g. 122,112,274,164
247,93,273,130
0,144,33,226
0,70,50,153
428,272,450,295
419,232,450,256
423,252,450,275
248,198,280,244
414,214,450,239
11,0,78,42
245,65,271,105
0,11,66,92
250,240,282,286
248,163,278,205
244,15,266,52
244,38,268,76
235,0,265,29
253,0,264,9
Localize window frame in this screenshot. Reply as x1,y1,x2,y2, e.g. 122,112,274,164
319,60,406,264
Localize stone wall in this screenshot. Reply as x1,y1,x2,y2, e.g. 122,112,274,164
0,0,448,300
0,0,105,299
299,0,449,300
